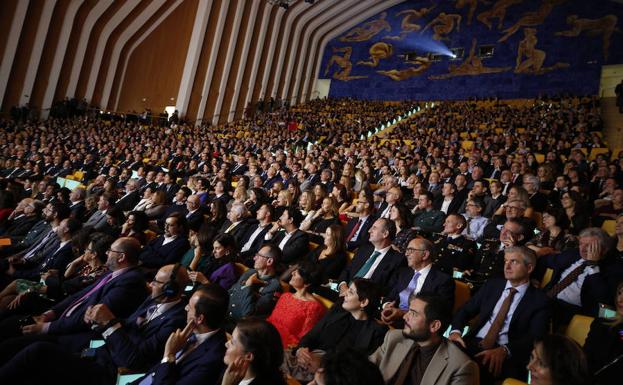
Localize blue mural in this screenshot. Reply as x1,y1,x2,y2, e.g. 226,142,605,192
321,0,623,100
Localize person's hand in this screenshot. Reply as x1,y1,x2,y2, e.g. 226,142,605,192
221,356,250,385
338,282,348,297
34,311,55,323
585,239,602,261
475,347,507,378
296,347,313,367
189,271,209,285
6,263,16,276
84,304,116,326
245,273,266,287
502,232,517,248
8,293,28,310
381,305,404,324
163,321,195,361
448,332,466,348
21,320,45,335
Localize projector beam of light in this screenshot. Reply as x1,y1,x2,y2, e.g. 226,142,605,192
398,35,455,58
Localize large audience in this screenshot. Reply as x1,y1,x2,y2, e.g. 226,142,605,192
0,95,621,385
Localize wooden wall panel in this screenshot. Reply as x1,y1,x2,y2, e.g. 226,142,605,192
0,1,19,62
117,0,197,113
30,0,71,110
186,0,222,122
2,1,43,112
250,6,278,109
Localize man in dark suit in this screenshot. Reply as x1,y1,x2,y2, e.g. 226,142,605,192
0,198,42,240
449,246,550,384
522,174,548,212
343,194,375,251
540,227,611,328
160,172,180,204
218,202,251,246
184,194,204,230
0,237,148,359
265,206,310,266
238,203,274,265
337,218,404,296
115,179,141,213
0,264,188,385
381,237,455,325
139,213,190,269
68,187,87,223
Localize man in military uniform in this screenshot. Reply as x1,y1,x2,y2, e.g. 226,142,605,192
465,218,527,289
432,214,477,276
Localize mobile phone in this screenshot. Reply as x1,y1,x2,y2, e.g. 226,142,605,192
598,303,617,320
328,282,339,292
452,271,464,279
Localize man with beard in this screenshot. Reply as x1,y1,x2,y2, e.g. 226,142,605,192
370,293,479,385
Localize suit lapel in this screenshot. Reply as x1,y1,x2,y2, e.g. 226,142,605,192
386,336,415,382
421,340,449,384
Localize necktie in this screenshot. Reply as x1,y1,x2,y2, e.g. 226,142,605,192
354,251,381,278
547,260,594,298
61,273,114,318
466,218,472,235
225,222,237,233
23,229,56,261
137,304,158,327
398,271,421,310
480,287,518,350
346,219,363,242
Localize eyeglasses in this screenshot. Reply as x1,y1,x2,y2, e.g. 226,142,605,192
255,253,272,259
505,206,522,210
107,249,124,254
405,248,427,254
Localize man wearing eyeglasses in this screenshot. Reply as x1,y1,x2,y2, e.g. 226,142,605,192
481,199,535,241
381,237,455,326
227,244,282,322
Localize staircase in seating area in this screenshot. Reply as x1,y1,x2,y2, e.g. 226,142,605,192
601,97,623,156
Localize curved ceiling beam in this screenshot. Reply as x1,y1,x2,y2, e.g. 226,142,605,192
227,0,262,122
195,0,231,124
20,0,58,105
0,0,30,107
100,0,168,109
288,0,358,104
83,1,142,103
268,1,307,98
114,0,185,111
258,7,286,100
176,0,213,117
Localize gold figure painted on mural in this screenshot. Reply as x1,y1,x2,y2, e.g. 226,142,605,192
384,6,436,40
555,14,618,61
324,47,368,81
515,28,569,74
477,0,524,30
422,12,462,40
357,42,393,67
339,12,391,43
377,56,432,81
429,39,511,80
455,0,479,26
498,0,567,42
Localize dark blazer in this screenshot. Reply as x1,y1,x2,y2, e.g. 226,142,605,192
451,278,551,368
298,305,387,355
69,201,87,223
540,249,610,316
1,214,39,239
97,299,187,374
343,216,374,251
218,219,251,246
583,318,623,385
306,247,348,284
49,268,148,341
433,196,462,215
338,243,404,295
185,209,204,230
270,229,310,265
238,223,271,263
12,242,74,281
116,191,141,213
386,266,455,308
139,236,190,268
133,329,227,385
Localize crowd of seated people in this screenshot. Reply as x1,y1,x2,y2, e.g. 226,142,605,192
0,94,620,385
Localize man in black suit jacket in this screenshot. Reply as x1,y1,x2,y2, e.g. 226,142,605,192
0,264,188,385
184,194,204,230
239,203,274,265
218,202,251,246
140,213,190,269
115,179,141,213
539,228,612,327
337,218,404,296
265,206,310,266
130,284,228,385
449,246,550,383
0,198,42,240
68,187,87,223
381,237,455,325
343,195,375,251
0,237,148,361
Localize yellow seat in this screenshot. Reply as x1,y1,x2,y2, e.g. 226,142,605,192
73,170,84,180
534,153,545,163
540,268,553,289
313,293,334,310
234,263,249,276
309,242,319,250
502,379,528,385
453,280,471,314
144,230,158,242
589,147,610,161
286,376,303,385
565,314,594,347
461,140,473,151
459,132,468,139
602,220,616,236
346,250,355,263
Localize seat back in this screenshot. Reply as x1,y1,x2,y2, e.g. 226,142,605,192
565,314,594,347
454,280,471,314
